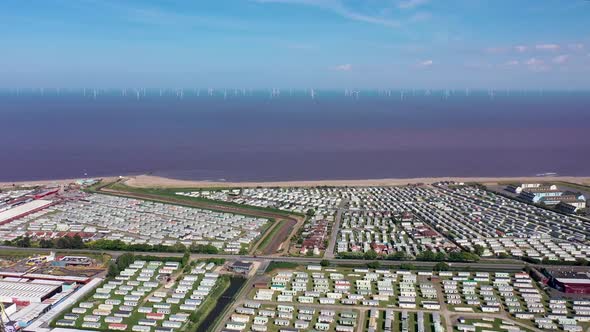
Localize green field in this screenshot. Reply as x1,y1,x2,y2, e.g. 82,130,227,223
100,182,301,218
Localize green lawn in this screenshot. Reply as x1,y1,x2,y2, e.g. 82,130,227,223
102,182,301,218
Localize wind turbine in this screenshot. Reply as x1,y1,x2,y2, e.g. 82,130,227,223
444,89,450,100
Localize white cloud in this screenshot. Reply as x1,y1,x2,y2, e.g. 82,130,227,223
535,44,560,51
505,60,519,66
333,64,352,71
418,59,433,67
525,58,542,66
552,54,569,64
80,0,250,31
398,0,429,10
568,43,584,51
254,0,400,28
514,45,528,53
525,58,549,71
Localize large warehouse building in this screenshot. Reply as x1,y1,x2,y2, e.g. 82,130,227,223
0,199,54,225
0,279,62,303
553,278,590,295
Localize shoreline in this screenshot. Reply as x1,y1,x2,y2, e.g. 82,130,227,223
2,174,589,189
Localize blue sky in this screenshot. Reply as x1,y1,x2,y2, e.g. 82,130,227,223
1,0,590,89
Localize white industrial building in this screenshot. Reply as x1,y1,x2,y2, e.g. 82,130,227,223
0,279,61,303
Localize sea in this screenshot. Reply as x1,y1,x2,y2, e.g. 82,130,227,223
1,89,589,182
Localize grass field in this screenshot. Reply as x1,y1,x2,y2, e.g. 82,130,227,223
102,182,301,218
265,261,299,272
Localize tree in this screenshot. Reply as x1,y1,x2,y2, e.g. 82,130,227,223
399,263,415,270
337,252,364,259
367,261,381,269
56,236,71,249
15,236,31,248
363,250,378,260
448,251,480,262
39,238,54,248
88,239,127,251
116,253,135,271
435,252,447,261
107,262,119,278
181,251,190,267
386,251,408,261
320,260,330,267
306,209,315,217
433,262,450,271
239,246,249,255
189,244,219,254
170,242,187,253
416,250,436,261
473,245,485,256
71,235,85,249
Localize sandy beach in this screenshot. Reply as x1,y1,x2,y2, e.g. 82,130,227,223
122,175,590,188
2,174,589,189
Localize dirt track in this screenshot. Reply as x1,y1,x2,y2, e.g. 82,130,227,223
252,218,298,256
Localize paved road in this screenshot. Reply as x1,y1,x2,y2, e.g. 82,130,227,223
325,198,349,259
0,246,530,271
355,309,366,332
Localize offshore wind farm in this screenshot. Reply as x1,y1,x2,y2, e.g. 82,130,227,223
1,90,589,183
0,87,578,100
